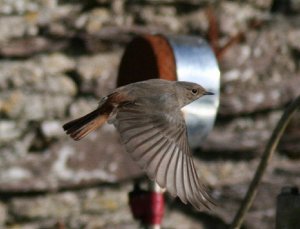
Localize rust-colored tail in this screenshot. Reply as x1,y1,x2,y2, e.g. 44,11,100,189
63,108,108,141
63,92,127,141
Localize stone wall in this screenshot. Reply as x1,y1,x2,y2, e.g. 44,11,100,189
0,0,299,228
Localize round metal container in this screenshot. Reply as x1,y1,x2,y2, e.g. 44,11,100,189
167,35,220,147
117,34,220,148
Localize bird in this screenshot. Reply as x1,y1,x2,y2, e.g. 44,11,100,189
63,79,215,210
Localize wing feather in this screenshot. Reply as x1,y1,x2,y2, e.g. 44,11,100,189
146,141,173,180
156,143,176,188
113,103,214,210
166,146,179,197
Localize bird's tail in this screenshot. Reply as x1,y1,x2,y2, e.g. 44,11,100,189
63,108,108,141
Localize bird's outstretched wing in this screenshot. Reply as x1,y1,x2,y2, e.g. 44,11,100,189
113,102,215,210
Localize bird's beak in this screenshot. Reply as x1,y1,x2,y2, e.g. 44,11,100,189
204,91,214,95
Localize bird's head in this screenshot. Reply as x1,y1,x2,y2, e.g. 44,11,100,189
175,81,214,107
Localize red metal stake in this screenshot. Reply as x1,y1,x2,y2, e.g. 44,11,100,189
129,181,165,229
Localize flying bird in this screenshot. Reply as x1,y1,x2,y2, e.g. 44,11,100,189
63,79,215,210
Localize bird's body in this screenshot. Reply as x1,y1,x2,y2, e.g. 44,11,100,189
63,79,215,210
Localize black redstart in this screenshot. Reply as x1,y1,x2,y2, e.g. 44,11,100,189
63,79,215,210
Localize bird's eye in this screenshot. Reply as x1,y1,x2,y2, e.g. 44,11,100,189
191,89,198,94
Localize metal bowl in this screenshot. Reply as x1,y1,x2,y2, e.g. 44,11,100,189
117,34,220,148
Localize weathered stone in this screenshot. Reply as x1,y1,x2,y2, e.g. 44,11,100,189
41,120,65,138
0,37,68,57
0,166,32,185
85,220,139,229
0,0,56,15
220,75,299,116
67,186,139,228
36,4,82,26
76,52,121,95
0,126,141,192
76,53,120,82
0,61,44,90
278,113,300,158
0,133,35,165
201,111,282,154
0,121,24,144
181,8,209,34
22,94,72,120
0,91,24,118
73,187,138,229
163,209,207,229
218,2,264,36
1,91,72,120
76,6,133,34
287,27,300,51
194,158,258,187
47,21,71,37
218,20,299,116
0,71,76,119
50,128,141,186
247,0,273,9
34,53,76,75
29,73,76,96
0,58,76,93
69,98,100,119
0,201,7,226
9,192,80,219
132,6,182,33
213,154,300,228
86,9,111,34
7,220,57,229
0,16,37,42
82,187,129,214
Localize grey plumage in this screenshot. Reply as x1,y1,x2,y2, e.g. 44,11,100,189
63,79,215,210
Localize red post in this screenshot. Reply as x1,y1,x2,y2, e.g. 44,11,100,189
129,181,165,229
